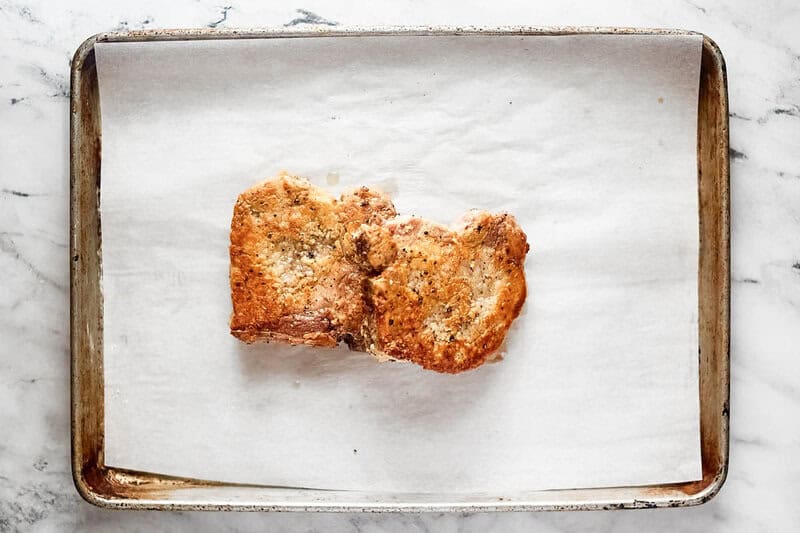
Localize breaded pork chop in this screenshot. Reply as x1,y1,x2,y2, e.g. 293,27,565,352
229,174,396,348
357,212,529,373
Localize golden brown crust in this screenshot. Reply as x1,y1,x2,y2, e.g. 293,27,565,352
230,174,529,374
229,173,396,348
359,212,529,373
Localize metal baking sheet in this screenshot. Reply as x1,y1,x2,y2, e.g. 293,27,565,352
70,27,729,511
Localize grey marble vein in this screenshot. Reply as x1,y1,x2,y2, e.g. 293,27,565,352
284,8,338,27
207,5,232,28
0,234,66,292
34,66,68,98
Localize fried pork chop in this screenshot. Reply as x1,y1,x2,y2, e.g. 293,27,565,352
230,174,529,373
355,212,529,373
229,173,396,348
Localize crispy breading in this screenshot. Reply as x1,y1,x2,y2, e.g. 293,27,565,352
357,212,529,373
230,174,529,373
229,173,396,348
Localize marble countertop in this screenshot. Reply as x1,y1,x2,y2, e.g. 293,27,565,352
1,1,798,531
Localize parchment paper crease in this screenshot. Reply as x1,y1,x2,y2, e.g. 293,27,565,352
96,33,703,492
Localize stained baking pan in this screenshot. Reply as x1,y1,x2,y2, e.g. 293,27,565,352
70,27,729,511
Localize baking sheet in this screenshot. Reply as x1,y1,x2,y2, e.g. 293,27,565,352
96,33,703,493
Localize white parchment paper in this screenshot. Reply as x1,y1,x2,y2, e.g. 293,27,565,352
96,33,703,492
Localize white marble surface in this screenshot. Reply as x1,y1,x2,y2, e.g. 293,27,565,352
0,0,798,531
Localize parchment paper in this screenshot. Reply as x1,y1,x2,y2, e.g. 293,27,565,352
96,33,703,492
